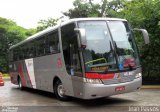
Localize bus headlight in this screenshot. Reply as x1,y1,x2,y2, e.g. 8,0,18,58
83,78,103,84
135,73,142,78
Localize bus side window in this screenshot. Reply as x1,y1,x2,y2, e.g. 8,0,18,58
13,47,21,61
13,49,17,61
25,42,35,58
23,46,28,59
61,23,82,77
36,37,45,56
46,30,59,54
70,43,82,76
19,47,23,60
9,50,13,62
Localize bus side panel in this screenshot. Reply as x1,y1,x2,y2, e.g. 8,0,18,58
9,62,19,85
71,76,84,99
9,60,33,88
24,59,36,88
33,53,74,96
33,54,58,92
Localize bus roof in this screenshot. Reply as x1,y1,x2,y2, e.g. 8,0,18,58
9,17,127,50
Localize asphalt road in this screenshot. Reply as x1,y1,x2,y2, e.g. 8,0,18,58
0,81,160,112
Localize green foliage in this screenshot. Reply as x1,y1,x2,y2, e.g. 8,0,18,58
63,0,112,18
25,28,37,37
37,18,58,32
0,17,35,72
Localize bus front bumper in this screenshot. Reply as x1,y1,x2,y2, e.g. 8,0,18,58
82,77,142,99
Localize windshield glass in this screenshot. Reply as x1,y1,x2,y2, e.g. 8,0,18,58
78,21,117,73
78,20,140,73
108,21,140,70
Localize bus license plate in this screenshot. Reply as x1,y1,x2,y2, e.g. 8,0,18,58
115,86,125,91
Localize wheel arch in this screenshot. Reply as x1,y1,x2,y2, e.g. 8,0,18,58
52,76,69,100
53,76,61,88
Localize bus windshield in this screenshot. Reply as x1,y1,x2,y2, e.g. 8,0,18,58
108,21,140,70
78,20,140,73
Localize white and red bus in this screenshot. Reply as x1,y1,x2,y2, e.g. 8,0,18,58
9,18,149,100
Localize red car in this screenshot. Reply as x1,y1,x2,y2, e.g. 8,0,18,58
0,73,4,86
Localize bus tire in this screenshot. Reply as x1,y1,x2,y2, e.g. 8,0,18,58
54,80,68,101
18,76,23,90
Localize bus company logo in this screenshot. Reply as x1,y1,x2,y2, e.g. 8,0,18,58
57,58,63,68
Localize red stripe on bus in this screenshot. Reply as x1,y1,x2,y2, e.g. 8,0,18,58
25,66,33,88
85,73,115,79
18,63,26,86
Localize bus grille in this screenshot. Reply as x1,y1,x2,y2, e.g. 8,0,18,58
102,72,135,85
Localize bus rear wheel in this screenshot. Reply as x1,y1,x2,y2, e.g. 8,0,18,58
54,80,68,101
18,77,23,90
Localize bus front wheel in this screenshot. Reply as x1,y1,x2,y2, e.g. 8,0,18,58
54,80,68,101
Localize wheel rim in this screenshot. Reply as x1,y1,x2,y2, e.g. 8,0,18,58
57,84,65,98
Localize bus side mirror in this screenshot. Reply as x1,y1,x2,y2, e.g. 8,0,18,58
133,28,150,44
74,28,87,48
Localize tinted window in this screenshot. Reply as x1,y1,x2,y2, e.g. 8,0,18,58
13,49,17,61
9,50,13,62
18,47,24,60
78,21,117,73
35,37,46,56
61,23,82,77
11,29,60,60
26,42,35,58
46,30,59,54
22,45,28,59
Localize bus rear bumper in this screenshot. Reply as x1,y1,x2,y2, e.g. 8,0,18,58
82,77,142,99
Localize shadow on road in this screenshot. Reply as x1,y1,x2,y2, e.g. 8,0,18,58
11,86,136,107
72,97,135,107
11,87,57,99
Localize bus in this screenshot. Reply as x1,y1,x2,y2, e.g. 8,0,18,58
9,18,149,100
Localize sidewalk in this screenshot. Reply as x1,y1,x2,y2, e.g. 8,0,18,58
142,85,160,89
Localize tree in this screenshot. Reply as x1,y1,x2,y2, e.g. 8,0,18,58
25,28,37,37
37,18,58,32
35,0,124,27
63,0,106,18
0,17,33,72
63,0,125,18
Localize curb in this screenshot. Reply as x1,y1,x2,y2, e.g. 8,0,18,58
142,85,160,89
